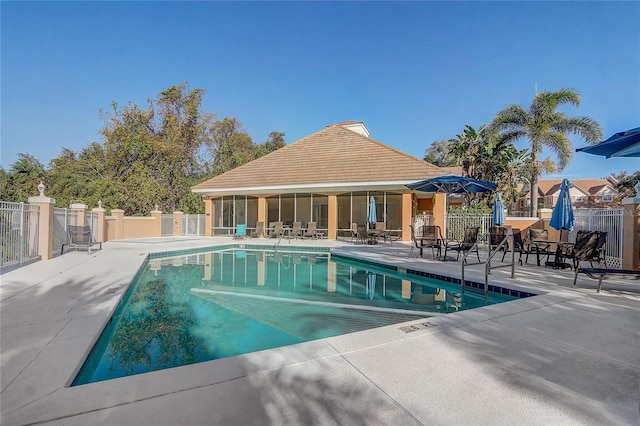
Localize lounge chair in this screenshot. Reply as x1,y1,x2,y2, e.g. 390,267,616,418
576,268,640,292
374,222,389,243
270,222,284,238
290,222,303,239
563,230,608,285
250,221,265,238
443,226,480,262
61,225,102,255
233,224,247,239
303,222,321,239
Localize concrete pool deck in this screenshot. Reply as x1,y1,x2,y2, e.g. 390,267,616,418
1,237,639,425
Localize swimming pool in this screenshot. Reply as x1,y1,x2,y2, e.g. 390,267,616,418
72,247,520,386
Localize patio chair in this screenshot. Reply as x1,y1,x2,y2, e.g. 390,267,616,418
233,224,247,239
356,224,368,245
443,226,480,262
563,230,608,285
350,222,359,243
290,222,303,239
374,222,388,243
420,225,443,258
250,221,265,238
576,268,640,292
303,222,321,239
408,224,427,258
61,225,102,255
489,226,510,258
528,228,551,266
502,228,536,265
270,222,284,238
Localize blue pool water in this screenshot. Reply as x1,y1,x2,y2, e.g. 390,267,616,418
72,248,519,385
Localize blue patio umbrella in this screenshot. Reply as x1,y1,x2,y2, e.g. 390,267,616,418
407,175,497,238
576,127,640,158
368,196,377,225
406,175,497,195
550,178,575,238
492,194,505,226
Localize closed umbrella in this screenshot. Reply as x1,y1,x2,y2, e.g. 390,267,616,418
368,196,377,227
492,194,505,226
550,179,575,237
549,178,575,269
576,127,640,158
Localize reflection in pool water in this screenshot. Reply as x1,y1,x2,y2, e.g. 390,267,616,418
72,249,515,385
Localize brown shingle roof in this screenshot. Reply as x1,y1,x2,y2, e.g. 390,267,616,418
192,124,455,194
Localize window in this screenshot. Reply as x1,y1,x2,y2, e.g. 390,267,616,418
576,195,583,202
602,194,613,202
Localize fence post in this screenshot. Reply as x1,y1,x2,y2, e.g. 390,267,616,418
151,208,162,237
28,183,55,260
622,194,640,270
92,205,106,242
70,202,87,227
111,209,125,240
174,211,184,236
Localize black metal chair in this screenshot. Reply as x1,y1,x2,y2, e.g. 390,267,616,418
563,230,608,285
408,224,426,258
443,226,480,262
420,225,443,258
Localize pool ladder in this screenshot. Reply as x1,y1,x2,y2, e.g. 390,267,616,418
461,232,516,299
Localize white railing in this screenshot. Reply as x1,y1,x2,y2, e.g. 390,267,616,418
413,214,434,232
0,202,40,272
446,213,493,242
571,208,624,268
182,214,205,236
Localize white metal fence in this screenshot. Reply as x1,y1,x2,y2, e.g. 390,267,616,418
570,208,624,268
0,202,40,272
53,208,79,255
446,213,494,241
182,214,205,236
161,214,175,236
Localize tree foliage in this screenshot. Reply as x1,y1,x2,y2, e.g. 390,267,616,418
611,169,640,198
1,83,286,215
488,88,602,216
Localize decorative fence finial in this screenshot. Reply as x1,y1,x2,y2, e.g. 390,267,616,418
155,204,159,211
37,182,45,197
98,200,102,208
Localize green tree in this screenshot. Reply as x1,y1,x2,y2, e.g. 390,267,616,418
207,117,255,176
100,82,214,214
489,88,602,217
423,140,455,167
2,154,46,202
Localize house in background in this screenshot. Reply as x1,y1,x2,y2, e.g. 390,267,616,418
192,121,460,241
511,178,621,215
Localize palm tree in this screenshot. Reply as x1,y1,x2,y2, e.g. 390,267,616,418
489,88,602,217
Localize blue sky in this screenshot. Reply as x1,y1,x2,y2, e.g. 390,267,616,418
2,1,639,179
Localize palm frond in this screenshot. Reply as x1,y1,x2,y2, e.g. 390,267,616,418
543,132,573,170
553,116,603,144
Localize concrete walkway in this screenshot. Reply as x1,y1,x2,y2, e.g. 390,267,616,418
1,237,639,425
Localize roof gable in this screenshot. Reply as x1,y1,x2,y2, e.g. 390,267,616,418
193,124,452,193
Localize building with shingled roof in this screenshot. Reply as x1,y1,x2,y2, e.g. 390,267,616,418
192,122,459,241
